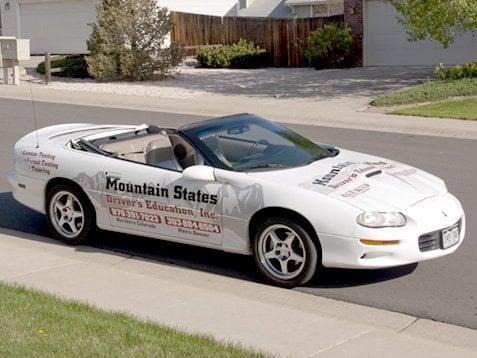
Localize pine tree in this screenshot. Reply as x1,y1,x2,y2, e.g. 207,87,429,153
87,0,183,81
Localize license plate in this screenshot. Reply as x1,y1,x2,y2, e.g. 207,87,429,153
441,224,460,249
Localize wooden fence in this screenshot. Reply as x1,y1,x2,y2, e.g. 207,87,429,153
170,12,345,67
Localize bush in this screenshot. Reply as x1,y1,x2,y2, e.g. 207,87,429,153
303,23,353,70
37,55,90,78
87,0,184,81
197,39,272,69
435,62,477,80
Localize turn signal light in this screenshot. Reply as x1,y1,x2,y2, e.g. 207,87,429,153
359,239,400,246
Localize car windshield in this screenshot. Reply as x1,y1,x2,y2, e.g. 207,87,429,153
183,116,332,171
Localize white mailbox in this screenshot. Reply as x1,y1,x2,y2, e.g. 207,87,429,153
0,37,30,85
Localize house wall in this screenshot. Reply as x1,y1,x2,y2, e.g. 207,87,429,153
345,0,477,66
0,0,97,54
364,0,477,66
291,5,312,18
0,0,19,38
343,0,363,66
313,0,343,17
0,0,240,54
158,0,239,17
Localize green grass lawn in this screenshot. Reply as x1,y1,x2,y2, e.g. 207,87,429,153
0,282,265,357
392,98,477,120
371,78,477,107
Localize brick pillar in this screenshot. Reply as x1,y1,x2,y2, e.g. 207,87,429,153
344,0,363,67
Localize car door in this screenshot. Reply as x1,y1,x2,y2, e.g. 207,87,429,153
99,156,223,246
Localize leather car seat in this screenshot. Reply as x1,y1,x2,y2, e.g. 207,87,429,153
146,137,182,171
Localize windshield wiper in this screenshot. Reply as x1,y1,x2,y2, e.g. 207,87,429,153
327,147,340,157
245,163,290,170
307,148,340,165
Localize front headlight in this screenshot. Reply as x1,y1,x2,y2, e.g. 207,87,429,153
356,212,406,228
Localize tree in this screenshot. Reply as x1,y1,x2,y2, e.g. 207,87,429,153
87,0,183,81
389,0,477,48
303,23,353,70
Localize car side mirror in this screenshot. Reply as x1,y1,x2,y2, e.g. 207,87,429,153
182,165,216,182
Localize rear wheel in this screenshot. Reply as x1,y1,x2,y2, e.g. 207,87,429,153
253,217,319,288
46,184,95,245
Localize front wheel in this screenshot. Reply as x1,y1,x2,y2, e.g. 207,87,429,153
46,184,95,245
253,217,319,288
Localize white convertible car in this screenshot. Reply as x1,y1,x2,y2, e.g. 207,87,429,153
8,114,465,287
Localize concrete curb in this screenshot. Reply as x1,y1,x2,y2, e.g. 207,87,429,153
2,85,477,140
0,229,476,357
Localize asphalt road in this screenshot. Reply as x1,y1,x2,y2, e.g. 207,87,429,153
0,98,476,329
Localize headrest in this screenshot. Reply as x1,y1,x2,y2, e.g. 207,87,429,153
147,136,173,151
174,144,188,161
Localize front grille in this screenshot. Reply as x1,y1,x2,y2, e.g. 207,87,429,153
418,232,440,252
418,218,462,252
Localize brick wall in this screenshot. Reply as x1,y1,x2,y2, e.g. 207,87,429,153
344,0,363,66
313,1,344,17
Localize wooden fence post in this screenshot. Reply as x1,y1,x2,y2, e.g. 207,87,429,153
45,52,51,85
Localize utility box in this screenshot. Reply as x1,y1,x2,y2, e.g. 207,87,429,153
1,38,30,61
0,37,30,85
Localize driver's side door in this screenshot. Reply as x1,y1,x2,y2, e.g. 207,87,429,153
98,157,223,246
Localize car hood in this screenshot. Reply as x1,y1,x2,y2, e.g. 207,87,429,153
248,149,447,212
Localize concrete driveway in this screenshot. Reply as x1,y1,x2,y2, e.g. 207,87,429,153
166,66,435,100
19,59,435,106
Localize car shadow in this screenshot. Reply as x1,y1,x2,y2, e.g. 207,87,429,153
0,191,416,288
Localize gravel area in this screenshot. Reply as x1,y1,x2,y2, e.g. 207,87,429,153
6,61,434,101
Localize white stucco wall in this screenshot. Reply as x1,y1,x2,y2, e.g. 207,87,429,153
364,0,477,66
158,0,238,16
0,0,19,37
1,0,97,54
291,4,312,18
0,0,240,54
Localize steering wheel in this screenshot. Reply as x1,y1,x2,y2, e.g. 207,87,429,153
247,139,270,156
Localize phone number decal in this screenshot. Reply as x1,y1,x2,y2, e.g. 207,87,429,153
165,217,221,233
109,207,161,224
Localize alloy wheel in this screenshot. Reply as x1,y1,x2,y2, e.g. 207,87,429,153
257,224,306,280
49,190,84,238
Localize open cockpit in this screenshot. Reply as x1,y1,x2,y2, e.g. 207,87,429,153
71,125,204,172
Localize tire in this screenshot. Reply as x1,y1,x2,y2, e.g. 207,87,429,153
46,184,95,245
252,216,320,288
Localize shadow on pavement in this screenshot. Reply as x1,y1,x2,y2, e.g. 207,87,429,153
24,66,434,100
311,264,417,288
0,191,416,288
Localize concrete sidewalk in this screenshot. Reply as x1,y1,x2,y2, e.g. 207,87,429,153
0,230,476,357
1,84,477,140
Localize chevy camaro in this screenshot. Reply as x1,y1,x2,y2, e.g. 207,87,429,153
8,114,465,287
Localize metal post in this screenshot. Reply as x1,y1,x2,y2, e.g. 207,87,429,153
13,64,20,85
3,66,8,85
45,52,51,85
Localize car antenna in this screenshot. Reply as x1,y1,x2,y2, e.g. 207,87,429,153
28,82,40,148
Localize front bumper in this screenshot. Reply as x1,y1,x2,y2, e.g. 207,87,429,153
7,170,47,214
320,192,466,269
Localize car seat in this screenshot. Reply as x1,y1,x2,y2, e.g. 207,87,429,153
146,137,182,171
100,134,166,163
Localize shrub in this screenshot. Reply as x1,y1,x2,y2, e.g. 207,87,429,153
435,62,477,80
197,39,272,69
87,0,184,81
303,23,353,70
37,55,90,78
